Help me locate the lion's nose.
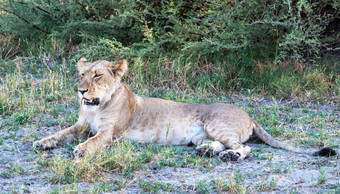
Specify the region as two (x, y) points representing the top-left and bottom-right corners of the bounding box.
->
(79, 89), (88, 95)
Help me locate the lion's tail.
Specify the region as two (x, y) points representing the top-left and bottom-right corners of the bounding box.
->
(252, 121), (336, 157)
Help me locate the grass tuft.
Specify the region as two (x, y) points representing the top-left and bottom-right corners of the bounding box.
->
(39, 140), (219, 184)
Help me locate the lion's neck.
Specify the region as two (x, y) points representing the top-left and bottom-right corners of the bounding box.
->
(99, 83), (137, 113)
(122, 83), (138, 114)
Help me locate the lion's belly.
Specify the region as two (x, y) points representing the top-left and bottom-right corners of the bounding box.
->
(125, 121), (204, 145)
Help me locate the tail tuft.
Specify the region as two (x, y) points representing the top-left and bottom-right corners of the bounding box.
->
(312, 147), (337, 157)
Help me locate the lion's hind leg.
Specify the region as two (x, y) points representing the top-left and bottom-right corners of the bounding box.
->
(218, 140), (251, 161)
(192, 132), (226, 157)
(205, 126), (252, 161)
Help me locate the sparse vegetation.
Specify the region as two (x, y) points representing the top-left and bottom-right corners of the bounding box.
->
(139, 181), (175, 193)
(1, 163), (27, 178)
(38, 140), (219, 184)
(314, 168), (327, 186)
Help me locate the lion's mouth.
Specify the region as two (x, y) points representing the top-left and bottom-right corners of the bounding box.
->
(83, 98), (100, 106)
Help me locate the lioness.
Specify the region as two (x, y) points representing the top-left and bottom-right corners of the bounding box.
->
(33, 58), (336, 160)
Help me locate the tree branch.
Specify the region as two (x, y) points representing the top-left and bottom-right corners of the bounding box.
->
(0, 6), (48, 34)
(34, 4), (64, 23)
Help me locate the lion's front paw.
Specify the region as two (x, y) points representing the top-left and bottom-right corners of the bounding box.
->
(73, 145), (86, 158)
(219, 150), (241, 161)
(33, 138), (58, 150)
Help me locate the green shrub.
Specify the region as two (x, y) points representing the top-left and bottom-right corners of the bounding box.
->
(0, 0), (338, 62)
(0, 0), (339, 97)
(13, 111), (31, 125)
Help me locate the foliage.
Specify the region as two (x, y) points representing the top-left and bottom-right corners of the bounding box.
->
(0, 0), (339, 97)
(0, 0), (339, 63)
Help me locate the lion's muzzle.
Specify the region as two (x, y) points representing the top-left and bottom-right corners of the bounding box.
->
(83, 97), (100, 106)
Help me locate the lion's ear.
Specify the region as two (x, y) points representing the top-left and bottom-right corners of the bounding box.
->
(111, 59), (128, 78)
(77, 58), (89, 70)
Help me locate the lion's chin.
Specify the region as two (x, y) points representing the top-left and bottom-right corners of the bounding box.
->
(83, 97), (100, 106)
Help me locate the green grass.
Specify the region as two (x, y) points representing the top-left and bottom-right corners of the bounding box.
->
(90, 181), (124, 193)
(139, 181), (175, 193)
(246, 105), (339, 148)
(314, 169), (327, 185)
(0, 57), (78, 117)
(256, 177), (277, 191)
(1, 163), (27, 178)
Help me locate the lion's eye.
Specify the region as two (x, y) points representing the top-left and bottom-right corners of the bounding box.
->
(80, 74), (84, 79)
(94, 74), (102, 79)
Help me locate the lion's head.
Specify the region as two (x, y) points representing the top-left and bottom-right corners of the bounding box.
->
(77, 58), (128, 107)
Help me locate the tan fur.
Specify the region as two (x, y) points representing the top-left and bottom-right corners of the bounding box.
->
(33, 58), (314, 160)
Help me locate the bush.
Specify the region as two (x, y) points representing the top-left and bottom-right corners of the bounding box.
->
(0, 0), (338, 63)
(0, 1), (339, 97)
